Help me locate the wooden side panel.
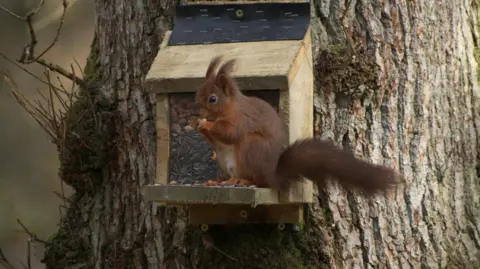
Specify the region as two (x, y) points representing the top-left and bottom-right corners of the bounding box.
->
(188, 204), (304, 225)
(287, 27), (313, 139)
(156, 94), (170, 184)
(278, 28), (314, 204)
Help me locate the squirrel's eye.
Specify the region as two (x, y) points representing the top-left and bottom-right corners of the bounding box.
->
(208, 94), (217, 103)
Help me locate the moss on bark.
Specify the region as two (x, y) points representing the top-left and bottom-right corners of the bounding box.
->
(57, 34), (116, 193)
(160, 207), (330, 269)
(42, 34), (115, 269)
(41, 193), (91, 269)
(315, 44), (380, 107)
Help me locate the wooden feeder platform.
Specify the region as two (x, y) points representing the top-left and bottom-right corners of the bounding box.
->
(143, 184), (306, 225)
(143, 1), (314, 226)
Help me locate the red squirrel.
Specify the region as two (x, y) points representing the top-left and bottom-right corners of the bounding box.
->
(195, 56), (399, 195)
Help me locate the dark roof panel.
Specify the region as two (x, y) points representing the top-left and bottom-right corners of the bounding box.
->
(168, 2), (311, 46)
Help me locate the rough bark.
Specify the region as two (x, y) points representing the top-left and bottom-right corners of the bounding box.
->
(311, 0), (480, 267)
(41, 0), (480, 269)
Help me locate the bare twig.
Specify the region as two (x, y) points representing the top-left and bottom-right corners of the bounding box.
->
(0, 0), (86, 87)
(198, 231), (239, 262)
(1, 70), (56, 138)
(35, 58), (86, 88)
(0, 218), (57, 269)
(73, 58), (85, 77)
(53, 191), (74, 205)
(0, 4), (24, 21)
(16, 219), (51, 246)
(0, 248), (15, 269)
(46, 72), (58, 131)
(0, 67), (78, 146)
(27, 0), (68, 63)
(0, 0), (46, 62)
(0, 52), (60, 91)
(26, 240), (31, 269)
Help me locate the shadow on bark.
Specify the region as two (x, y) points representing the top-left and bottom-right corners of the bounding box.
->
(167, 207), (330, 269)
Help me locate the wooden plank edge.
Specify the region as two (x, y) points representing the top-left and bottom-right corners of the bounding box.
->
(279, 26), (314, 204)
(144, 39), (306, 92)
(145, 75), (289, 93)
(155, 94), (170, 185)
(287, 26), (312, 85)
(188, 204), (304, 225)
(160, 31), (172, 49)
(145, 30), (172, 93)
(143, 184), (283, 205)
(184, 0), (309, 4)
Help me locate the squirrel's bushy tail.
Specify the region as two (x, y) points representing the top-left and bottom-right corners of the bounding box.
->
(272, 138), (399, 195)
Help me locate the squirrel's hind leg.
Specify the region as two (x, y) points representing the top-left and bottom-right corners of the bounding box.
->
(234, 134), (277, 188)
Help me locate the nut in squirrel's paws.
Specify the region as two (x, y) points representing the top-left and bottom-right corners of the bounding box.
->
(197, 118), (214, 131)
(197, 118), (207, 130)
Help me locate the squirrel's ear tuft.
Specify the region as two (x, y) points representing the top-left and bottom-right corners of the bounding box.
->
(216, 74), (232, 96)
(217, 59), (236, 76)
(216, 59), (237, 96)
(206, 55), (223, 78)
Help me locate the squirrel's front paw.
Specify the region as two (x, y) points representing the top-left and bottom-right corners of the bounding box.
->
(197, 118), (214, 131)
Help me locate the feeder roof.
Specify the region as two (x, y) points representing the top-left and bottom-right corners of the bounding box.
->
(145, 2), (311, 93)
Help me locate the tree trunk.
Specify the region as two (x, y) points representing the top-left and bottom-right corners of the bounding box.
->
(42, 0), (480, 268)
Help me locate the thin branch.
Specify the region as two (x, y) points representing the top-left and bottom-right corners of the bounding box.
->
(16, 219), (51, 246)
(46, 71), (58, 131)
(35, 58), (86, 88)
(28, 0), (45, 17)
(0, 67), (78, 146)
(53, 191), (74, 205)
(4, 73), (57, 139)
(0, 248), (15, 269)
(16, 220), (33, 239)
(0, 218), (56, 269)
(198, 231), (239, 262)
(0, 4), (24, 21)
(26, 240), (31, 269)
(11, 0), (46, 63)
(2, 70), (53, 122)
(0, 0), (86, 88)
(27, 0), (68, 63)
(0, 52), (60, 91)
(24, 0), (45, 62)
(73, 58), (85, 77)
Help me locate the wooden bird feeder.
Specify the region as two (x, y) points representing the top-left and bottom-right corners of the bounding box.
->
(143, 1), (314, 226)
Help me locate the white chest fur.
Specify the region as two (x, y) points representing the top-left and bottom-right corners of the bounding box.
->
(214, 142), (238, 179)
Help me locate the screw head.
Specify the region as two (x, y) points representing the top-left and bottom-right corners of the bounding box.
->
(200, 224), (209, 232)
(239, 210), (248, 218)
(235, 9), (244, 18)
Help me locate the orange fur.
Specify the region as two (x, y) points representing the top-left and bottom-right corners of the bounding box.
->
(195, 55), (400, 195)
(234, 133), (269, 187)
